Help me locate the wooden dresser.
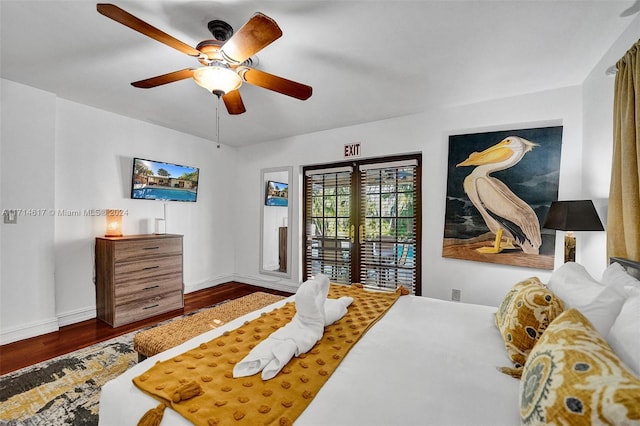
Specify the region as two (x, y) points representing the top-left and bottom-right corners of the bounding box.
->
(95, 234), (184, 327)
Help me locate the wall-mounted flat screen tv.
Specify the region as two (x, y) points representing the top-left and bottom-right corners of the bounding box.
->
(265, 181), (288, 206)
(131, 157), (199, 202)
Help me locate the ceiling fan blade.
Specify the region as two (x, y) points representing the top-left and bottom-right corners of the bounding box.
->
(240, 67), (312, 100)
(97, 3), (201, 57)
(131, 68), (195, 88)
(222, 90), (246, 115)
(220, 13), (282, 64)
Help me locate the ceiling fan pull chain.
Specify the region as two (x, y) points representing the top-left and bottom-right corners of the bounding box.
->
(216, 95), (221, 149)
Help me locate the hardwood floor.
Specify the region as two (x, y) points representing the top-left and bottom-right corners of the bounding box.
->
(0, 282), (292, 375)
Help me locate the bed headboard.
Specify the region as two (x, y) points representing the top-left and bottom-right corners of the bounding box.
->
(609, 257), (640, 280)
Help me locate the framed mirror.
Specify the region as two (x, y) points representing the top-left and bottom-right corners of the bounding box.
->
(260, 166), (292, 278)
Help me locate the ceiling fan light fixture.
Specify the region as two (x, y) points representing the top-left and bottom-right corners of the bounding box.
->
(193, 65), (242, 96)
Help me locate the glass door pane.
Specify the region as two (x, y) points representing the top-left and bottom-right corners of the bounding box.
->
(304, 169), (353, 284)
(359, 163), (418, 294)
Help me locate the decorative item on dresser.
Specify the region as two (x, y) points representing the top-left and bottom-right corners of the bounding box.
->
(95, 234), (184, 327)
(105, 209), (124, 237)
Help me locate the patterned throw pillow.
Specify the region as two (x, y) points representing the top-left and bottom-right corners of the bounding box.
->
(520, 308), (640, 425)
(495, 277), (565, 371)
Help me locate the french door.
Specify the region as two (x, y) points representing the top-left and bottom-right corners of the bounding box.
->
(303, 155), (421, 295)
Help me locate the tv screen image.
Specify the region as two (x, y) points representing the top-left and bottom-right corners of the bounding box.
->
(131, 158), (199, 202)
(265, 181), (288, 206)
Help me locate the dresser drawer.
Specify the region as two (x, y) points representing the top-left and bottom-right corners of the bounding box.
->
(113, 237), (182, 262)
(113, 290), (183, 327)
(115, 274), (183, 305)
(114, 256), (182, 283)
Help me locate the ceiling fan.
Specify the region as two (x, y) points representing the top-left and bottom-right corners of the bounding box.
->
(96, 3), (312, 115)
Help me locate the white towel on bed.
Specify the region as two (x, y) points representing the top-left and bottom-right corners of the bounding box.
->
(324, 296), (353, 325)
(233, 274), (331, 380)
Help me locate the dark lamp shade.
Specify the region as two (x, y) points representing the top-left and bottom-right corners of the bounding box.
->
(542, 200), (604, 231)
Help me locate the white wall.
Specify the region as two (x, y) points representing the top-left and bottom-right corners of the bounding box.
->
(52, 98), (239, 325)
(1, 80), (58, 342)
(1, 80), (239, 343)
(234, 86), (587, 307)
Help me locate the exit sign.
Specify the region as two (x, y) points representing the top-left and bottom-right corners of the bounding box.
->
(344, 143), (361, 158)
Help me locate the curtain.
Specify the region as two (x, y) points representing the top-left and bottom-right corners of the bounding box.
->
(608, 39), (640, 261)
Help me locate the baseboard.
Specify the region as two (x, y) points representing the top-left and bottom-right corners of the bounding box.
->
(57, 306), (97, 327)
(229, 274), (299, 294)
(185, 274), (298, 295)
(184, 274), (237, 293)
(0, 317), (59, 345)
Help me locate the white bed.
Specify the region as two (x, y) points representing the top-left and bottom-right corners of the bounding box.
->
(99, 294), (521, 425)
(99, 258), (640, 425)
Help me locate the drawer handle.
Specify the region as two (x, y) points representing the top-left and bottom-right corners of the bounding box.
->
(143, 266), (160, 270)
(143, 284), (160, 290)
(143, 304), (159, 310)
(143, 246), (160, 250)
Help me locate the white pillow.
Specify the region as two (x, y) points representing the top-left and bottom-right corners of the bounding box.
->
(548, 262), (605, 305)
(602, 261), (640, 296)
(548, 262), (627, 336)
(607, 287), (640, 377)
(575, 284), (628, 337)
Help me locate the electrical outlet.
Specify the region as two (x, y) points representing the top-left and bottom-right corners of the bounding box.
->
(451, 289), (461, 302)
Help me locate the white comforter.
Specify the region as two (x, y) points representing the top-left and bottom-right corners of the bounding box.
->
(99, 295), (520, 425)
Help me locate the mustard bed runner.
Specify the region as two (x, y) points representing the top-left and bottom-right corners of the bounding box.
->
(133, 284), (403, 425)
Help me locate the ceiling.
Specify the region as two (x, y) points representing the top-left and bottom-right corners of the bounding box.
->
(1, 1), (637, 147)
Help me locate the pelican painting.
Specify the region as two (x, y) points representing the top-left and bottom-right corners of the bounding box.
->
(442, 125), (561, 269)
(456, 136), (542, 255)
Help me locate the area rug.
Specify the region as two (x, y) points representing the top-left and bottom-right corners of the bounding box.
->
(0, 292), (286, 426)
(134, 292), (286, 358)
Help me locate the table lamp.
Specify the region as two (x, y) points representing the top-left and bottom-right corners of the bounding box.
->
(105, 211), (123, 237)
(542, 200), (604, 262)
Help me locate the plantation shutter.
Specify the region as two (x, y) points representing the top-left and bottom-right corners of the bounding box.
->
(304, 166), (354, 284)
(358, 160), (419, 294)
